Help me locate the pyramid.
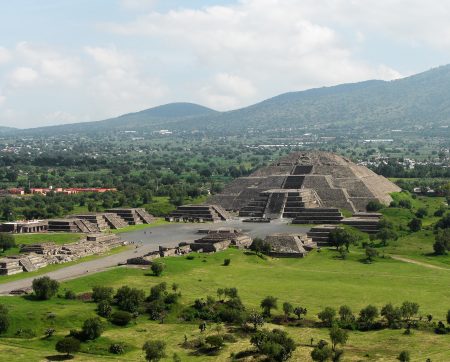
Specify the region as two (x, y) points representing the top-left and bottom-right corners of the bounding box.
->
(209, 151), (400, 215)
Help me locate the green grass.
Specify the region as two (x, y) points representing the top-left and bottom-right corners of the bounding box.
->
(0, 248), (449, 361)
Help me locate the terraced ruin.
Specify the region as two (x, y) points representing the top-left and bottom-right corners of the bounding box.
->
(209, 151), (400, 219)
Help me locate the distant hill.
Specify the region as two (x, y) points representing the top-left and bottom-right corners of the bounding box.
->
(15, 65), (450, 136)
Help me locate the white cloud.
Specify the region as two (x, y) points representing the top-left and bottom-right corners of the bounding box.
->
(0, 95), (5, 106)
(0, 47), (12, 65)
(120, 0), (157, 11)
(105, 0), (402, 109)
(85, 45), (168, 117)
(9, 67), (39, 86)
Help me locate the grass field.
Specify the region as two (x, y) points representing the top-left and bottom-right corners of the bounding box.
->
(0, 248), (448, 361)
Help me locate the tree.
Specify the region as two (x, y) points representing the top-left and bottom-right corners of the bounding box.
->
(433, 229), (450, 255)
(318, 307), (336, 327)
(32, 276), (59, 300)
(143, 340), (166, 362)
(250, 238), (272, 255)
(415, 208), (427, 219)
(282, 302), (293, 321)
(114, 286), (145, 312)
(311, 340), (333, 362)
(92, 286), (114, 303)
(329, 324), (348, 351)
(365, 247), (378, 262)
(408, 218), (422, 232)
(294, 306), (307, 320)
(400, 301), (419, 322)
(376, 228), (398, 246)
(55, 337), (81, 357)
(151, 262), (166, 276)
(398, 350), (410, 362)
(0, 233), (16, 251)
(247, 310), (265, 330)
(358, 305), (379, 330)
(81, 317), (103, 340)
(328, 229), (357, 251)
(381, 303), (402, 328)
(261, 296), (278, 317)
(338, 305), (355, 327)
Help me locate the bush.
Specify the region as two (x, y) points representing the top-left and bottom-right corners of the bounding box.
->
(97, 300), (112, 318)
(433, 229), (450, 255)
(92, 286), (114, 303)
(250, 238), (271, 254)
(115, 286), (145, 313)
(0, 305), (9, 334)
(318, 307), (336, 327)
(398, 350), (410, 362)
(110, 311), (133, 326)
(64, 290), (76, 300)
(143, 340), (166, 362)
(223, 258), (231, 266)
(250, 329), (296, 362)
(398, 199), (412, 209)
(408, 218), (422, 232)
(81, 317), (103, 340)
(0, 233), (16, 251)
(32, 276), (59, 300)
(55, 337), (81, 356)
(109, 343), (126, 354)
(366, 200), (384, 211)
(151, 262), (166, 276)
(205, 335), (224, 350)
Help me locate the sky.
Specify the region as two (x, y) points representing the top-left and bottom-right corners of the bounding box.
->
(1, 0), (450, 128)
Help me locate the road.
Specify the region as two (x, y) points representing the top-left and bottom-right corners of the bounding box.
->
(0, 219), (308, 294)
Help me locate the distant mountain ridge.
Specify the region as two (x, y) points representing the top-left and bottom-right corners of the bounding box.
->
(11, 64), (450, 135)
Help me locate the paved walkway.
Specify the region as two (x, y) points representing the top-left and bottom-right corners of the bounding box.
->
(0, 219), (308, 294)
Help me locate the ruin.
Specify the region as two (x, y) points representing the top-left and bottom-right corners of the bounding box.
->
(209, 151), (400, 216)
(47, 218), (100, 233)
(189, 229), (252, 252)
(71, 213), (128, 230)
(263, 233), (317, 258)
(104, 208), (155, 225)
(0, 220), (48, 233)
(167, 204), (230, 223)
(0, 258), (23, 275)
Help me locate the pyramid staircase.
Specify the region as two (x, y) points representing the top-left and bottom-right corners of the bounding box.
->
(282, 190), (321, 218)
(135, 208), (155, 224)
(239, 194), (270, 217)
(292, 208), (344, 224)
(73, 214), (110, 231)
(103, 213), (128, 229)
(169, 204), (230, 222)
(306, 225), (339, 246)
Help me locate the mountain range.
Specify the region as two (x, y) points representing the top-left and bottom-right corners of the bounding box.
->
(4, 64), (450, 136)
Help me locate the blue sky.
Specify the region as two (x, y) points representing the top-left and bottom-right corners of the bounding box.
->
(0, 0), (449, 128)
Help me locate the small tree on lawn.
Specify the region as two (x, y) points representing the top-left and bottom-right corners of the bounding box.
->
(151, 262), (166, 276)
(408, 218), (422, 232)
(329, 229), (357, 251)
(294, 306), (307, 320)
(0, 304), (9, 334)
(318, 307), (336, 327)
(311, 340), (333, 362)
(143, 340), (166, 362)
(400, 301), (419, 322)
(260, 296), (278, 317)
(92, 286), (114, 303)
(81, 317), (103, 340)
(247, 310), (264, 330)
(55, 337), (81, 357)
(329, 324), (349, 351)
(358, 305), (379, 330)
(283, 302), (294, 321)
(32, 276), (59, 300)
(365, 247), (378, 263)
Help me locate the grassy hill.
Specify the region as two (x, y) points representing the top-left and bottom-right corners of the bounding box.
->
(0, 248), (448, 361)
(13, 64), (450, 136)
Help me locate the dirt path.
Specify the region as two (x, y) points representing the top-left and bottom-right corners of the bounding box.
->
(391, 255), (449, 270)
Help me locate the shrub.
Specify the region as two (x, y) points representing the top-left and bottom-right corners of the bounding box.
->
(32, 276), (59, 300)
(398, 350), (410, 362)
(109, 343), (126, 354)
(358, 305), (379, 330)
(0, 305), (9, 334)
(143, 340), (166, 362)
(260, 296), (278, 317)
(0, 233), (16, 251)
(97, 300), (112, 318)
(398, 199), (412, 209)
(205, 335), (224, 350)
(110, 311), (133, 326)
(366, 200), (384, 212)
(250, 238), (271, 254)
(92, 286), (114, 303)
(64, 290), (76, 300)
(408, 218), (422, 232)
(81, 317), (103, 340)
(318, 307), (336, 327)
(151, 262), (166, 276)
(114, 286), (145, 312)
(223, 258), (231, 266)
(433, 229), (450, 255)
(415, 208), (427, 219)
(250, 329), (296, 362)
(55, 337), (80, 356)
